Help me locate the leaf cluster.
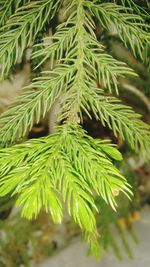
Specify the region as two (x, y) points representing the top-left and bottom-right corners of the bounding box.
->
(0, 124), (132, 240)
(0, 0), (149, 256)
(0, 0), (59, 78)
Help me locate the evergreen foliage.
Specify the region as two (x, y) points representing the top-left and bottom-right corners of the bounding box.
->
(0, 0), (149, 257)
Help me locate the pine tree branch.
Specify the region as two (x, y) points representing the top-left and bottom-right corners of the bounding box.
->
(0, 0), (28, 26)
(82, 88), (150, 159)
(0, 123), (132, 228)
(33, 1), (136, 97)
(0, 64), (75, 146)
(0, 0), (148, 156)
(86, 2), (150, 58)
(0, 0), (59, 78)
(35, 34), (136, 94)
(0, 0), (149, 258)
(0, 0), (14, 26)
(85, 47), (136, 94)
(116, 0), (149, 16)
(32, 18), (78, 68)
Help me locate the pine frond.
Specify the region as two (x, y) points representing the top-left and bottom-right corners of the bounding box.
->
(32, 18), (78, 68)
(0, 0), (149, 156)
(0, 0), (59, 78)
(0, 0), (149, 258)
(0, 64), (75, 146)
(0, 0), (28, 26)
(117, 0), (149, 18)
(57, 79), (150, 160)
(82, 88), (150, 159)
(33, 4), (135, 95)
(85, 47), (136, 94)
(0, 0), (14, 26)
(0, 124), (132, 230)
(86, 2), (150, 58)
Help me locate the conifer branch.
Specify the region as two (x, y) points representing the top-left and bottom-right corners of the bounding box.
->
(0, 0), (28, 26)
(0, 123), (132, 228)
(0, 0), (59, 78)
(34, 3), (136, 94)
(86, 2), (150, 58)
(117, 0), (149, 17)
(0, 64), (75, 146)
(0, 0), (149, 256)
(82, 88), (150, 159)
(0, 0), (15, 26)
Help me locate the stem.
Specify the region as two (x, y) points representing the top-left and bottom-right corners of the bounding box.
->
(68, 0), (86, 122)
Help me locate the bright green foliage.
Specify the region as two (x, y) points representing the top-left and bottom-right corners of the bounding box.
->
(0, 124), (132, 255)
(0, 124), (131, 220)
(0, 0), (149, 257)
